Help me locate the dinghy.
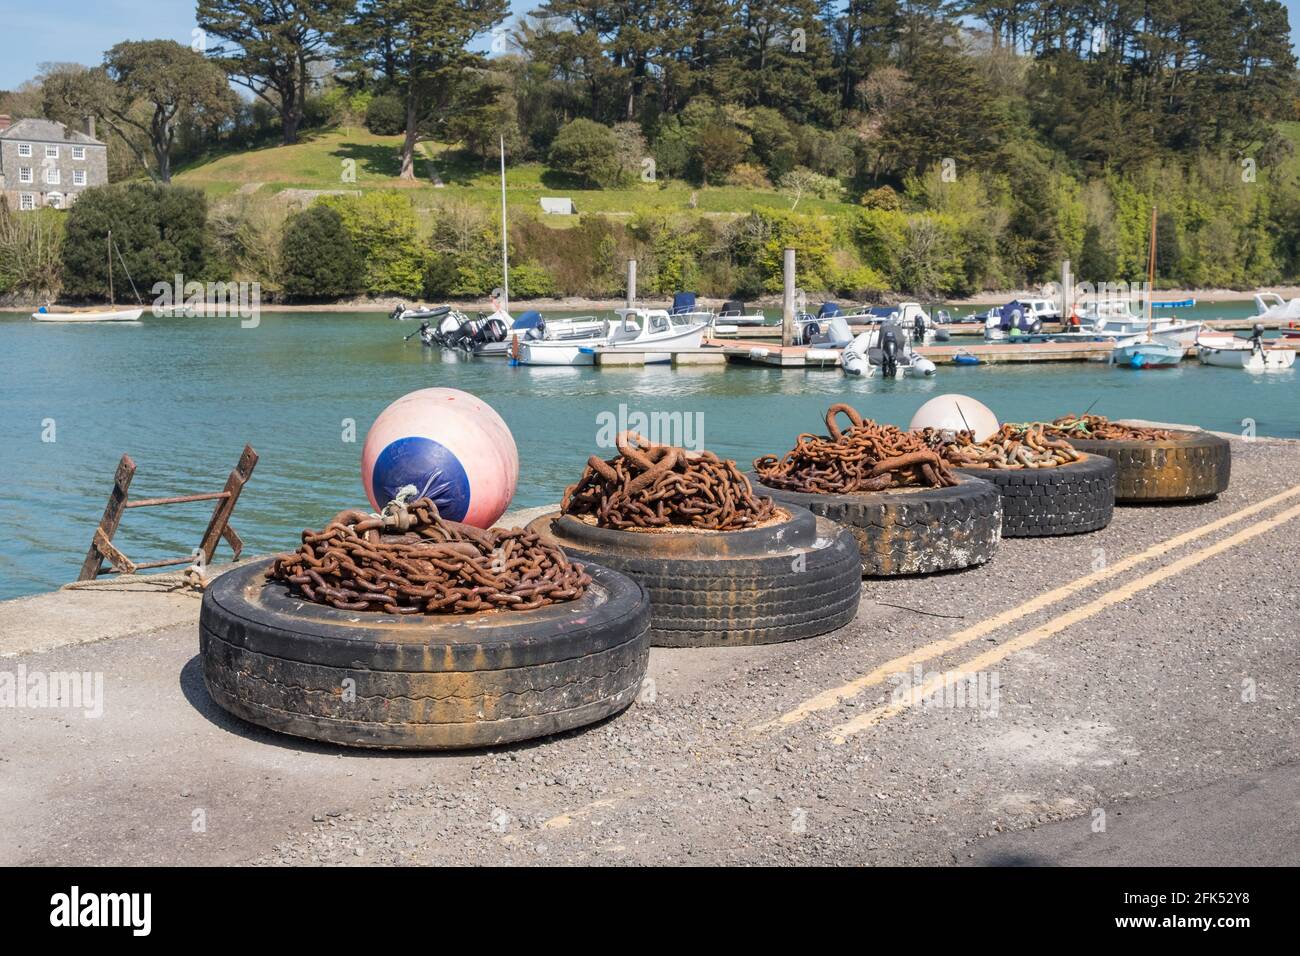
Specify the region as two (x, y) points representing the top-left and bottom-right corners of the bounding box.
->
(32, 307), (144, 323)
(1197, 326), (1296, 371)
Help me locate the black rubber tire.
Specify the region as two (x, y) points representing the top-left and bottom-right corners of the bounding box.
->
(199, 558), (650, 750)
(1066, 431), (1230, 503)
(954, 453), (1117, 537)
(526, 506), (861, 648)
(747, 473), (1002, 577)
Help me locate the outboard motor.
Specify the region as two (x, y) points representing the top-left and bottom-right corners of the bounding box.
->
(390, 303), (406, 321)
(879, 320), (903, 379)
(912, 312), (926, 343)
(1249, 322), (1266, 350)
(418, 321), (435, 347)
(801, 321), (821, 346)
(512, 310), (546, 342)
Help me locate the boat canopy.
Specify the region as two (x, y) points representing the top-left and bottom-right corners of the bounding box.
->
(512, 310), (544, 330)
(867, 306), (898, 319)
(998, 300), (1036, 331)
(817, 302), (841, 318)
(671, 292), (698, 314)
(722, 300), (746, 314)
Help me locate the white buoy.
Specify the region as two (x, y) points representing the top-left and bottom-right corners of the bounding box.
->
(909, 394), (999, 440)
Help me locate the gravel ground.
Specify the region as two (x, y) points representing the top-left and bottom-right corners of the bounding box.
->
(1, 433), (1297, 866)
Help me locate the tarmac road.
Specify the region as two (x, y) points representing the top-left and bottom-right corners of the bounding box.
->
(1, 432), (1297, 866)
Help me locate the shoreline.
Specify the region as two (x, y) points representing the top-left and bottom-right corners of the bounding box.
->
(2, 287), (1291, 316)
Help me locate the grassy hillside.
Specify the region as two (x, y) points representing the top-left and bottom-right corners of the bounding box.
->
(173, 127), (856, 219)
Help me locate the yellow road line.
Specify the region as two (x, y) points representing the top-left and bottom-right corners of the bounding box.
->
(758, 483), (1300, 732)
(828, 498), (1300, 743)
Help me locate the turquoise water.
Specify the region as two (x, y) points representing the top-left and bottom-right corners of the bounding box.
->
(1, 308), (1295, 600)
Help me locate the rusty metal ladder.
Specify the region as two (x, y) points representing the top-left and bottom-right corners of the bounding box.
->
(77, 445), (258, 582)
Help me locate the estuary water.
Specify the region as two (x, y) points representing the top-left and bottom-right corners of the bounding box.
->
(1, 307), (1295, 600)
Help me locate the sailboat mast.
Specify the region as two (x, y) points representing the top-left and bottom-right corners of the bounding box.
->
(499, 135), (509, 314)
(107, 230), (114, 306)
(1145, 208), (1156, 340)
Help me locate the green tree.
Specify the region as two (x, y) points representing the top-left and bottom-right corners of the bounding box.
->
(197, 0), (349, 145)
(365, 94), (407, 135)
(281, 204), (364, 299)
(548, 118), (623, 186)
(317, 192), (424, 295)
(61, 183), (214, 298)
(336, 0), (509, 180)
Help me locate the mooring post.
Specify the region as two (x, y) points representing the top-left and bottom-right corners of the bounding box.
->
(782, 248), (796, 347)
(1060, 258), (1073, 320)
(626, 259), (637, 309)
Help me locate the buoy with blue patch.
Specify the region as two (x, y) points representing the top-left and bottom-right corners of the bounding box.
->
(361, 388), (518, 528)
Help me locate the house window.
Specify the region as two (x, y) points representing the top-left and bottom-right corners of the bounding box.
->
(18, 143), (32, 157)
(45, 168), (60, 185)
(19, 167), (33, 184)
(72, 146), (86, 160)
(73, 169), (86, 186)
(45, 145), (59, 159)
(19, 193), (35, 211)
(46, 192), (64, 209)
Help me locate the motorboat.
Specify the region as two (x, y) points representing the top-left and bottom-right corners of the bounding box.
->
(1197, 326), (1296, 371)
(31, 307), (144, 323)
(1110, 208), (1189, 368)
(984, 300), (1046, 341)
(840, 325), (937, 378)
(716, 299), (767, 327)
(799, 301), (938, 347)
(517, 308), (709, 366)
(390, 303), (448, 321)
(1249, 292), (1300, 324)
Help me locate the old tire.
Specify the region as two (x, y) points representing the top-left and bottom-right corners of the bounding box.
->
(1066, 431), (1230, 503)
(954, 453), (1117, 537)
(526, 506), (861, 648)
(199, 558), (650, 750)
(747, 473), (1001, 577)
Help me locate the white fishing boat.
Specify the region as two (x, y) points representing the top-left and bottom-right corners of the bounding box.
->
(1114, 339), (1184, 368)
(1197, 327), (1296, 371)
(1079, 299), (1200, 348)
(518, 308), (708, 366)
(31, 307), (144, 323)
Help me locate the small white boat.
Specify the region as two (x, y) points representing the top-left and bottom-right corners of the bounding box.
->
(1250, 292), (1300, 324)
(518, 308), (708, 366)
(717, 299), (767, 327)
(31, 307), (144, 323)
(1197, 329), (1296, 371)
(1113, 339), (1184, 368)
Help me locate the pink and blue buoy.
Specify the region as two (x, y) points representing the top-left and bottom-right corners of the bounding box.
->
(361, 388), (518, 528)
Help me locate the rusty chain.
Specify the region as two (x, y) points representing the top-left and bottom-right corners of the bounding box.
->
(921, 423), (1083, 469)
(754, 403), (958, 493)
(562, 430), (777, 531)
(1045, 414), (1174, 442)
(269, 496), (590, 614)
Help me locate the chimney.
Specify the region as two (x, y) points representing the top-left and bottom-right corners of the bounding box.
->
(84, 115), (95, 140)
(0, 115), (12, 133)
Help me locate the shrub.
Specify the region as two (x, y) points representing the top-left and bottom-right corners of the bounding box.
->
(280, 205), (363, 300)
(318, 192), (424, 296)
(507, 262), (557, 298)
(0, 199), (64, 298)
(365, 94), (406, 136)
(548, 119), (622, 187)
(727, 163), (772, 190)
(61, 183), (213, 300)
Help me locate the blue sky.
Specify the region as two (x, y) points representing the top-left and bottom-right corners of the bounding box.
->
(2, 0), (1298, 92)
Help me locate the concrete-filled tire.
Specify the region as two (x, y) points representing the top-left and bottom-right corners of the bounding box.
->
(199, 558), (650, 750)
(526, 506), (861, 648)
(1066, 431), (1230, 503)
(955, 453), (1117, 537)
(747, 473), (1001, 576)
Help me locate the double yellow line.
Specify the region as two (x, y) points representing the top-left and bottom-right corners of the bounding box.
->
(756, 484), (1300, 744)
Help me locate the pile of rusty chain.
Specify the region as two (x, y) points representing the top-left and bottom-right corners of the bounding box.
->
(921, 423), (1083, 469)
(1045, 414), (1173, 442)
(754, 403), (958, 493)
(562, 430), (776, 531)
(268, 496), (590, 615)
